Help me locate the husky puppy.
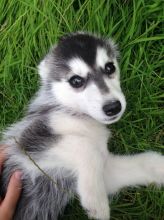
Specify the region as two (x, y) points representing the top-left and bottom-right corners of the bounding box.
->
(0, 32), (164, 220)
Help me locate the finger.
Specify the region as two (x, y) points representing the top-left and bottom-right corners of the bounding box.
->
(2, 171), (22, 218)
(0, 150), (5, 173)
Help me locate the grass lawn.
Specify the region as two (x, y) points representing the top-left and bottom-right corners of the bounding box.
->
(0, 0), (163, 219)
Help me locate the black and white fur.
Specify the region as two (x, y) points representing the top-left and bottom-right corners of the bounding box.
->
(0, 32), (164, 220)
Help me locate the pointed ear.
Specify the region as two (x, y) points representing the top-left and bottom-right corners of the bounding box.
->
(109, 38), (120, 58)
(38, 59), (50, 81)
(38, 45), (57, 82)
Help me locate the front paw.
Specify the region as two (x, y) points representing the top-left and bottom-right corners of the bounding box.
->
(143, 152), (164, 185)
(81, 195), (110, 220)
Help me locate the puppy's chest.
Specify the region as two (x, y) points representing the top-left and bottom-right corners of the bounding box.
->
(25, 114), (110, 172)
(47, 116), (110, 167)
(44, 132), (109, 173)
(50, 115), (109, 147)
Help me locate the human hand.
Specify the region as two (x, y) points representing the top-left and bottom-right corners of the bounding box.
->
(0, 151), (22, 220)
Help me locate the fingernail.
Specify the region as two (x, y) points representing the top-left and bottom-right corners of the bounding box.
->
(14, 171), (22, 180)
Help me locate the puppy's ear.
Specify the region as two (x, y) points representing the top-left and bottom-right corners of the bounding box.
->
(38, 58), (50, 82)
(107, 38), (120, 58)
(38, 46), (57, 82)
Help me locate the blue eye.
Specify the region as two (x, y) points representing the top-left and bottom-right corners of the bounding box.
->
(105, 62), (115, 75)
(69, 75), (85, 88)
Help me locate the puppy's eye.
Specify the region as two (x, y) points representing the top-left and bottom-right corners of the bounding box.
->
(105, 62), (115, 75)
(69, 75), (85, 88)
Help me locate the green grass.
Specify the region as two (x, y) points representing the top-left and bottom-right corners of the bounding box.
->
(0, 0), (163, 219)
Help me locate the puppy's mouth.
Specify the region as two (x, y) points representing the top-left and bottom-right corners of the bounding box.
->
(102, 115), (121, 124)
(109, 116), (117, 120)
(104, 115), (118, 121)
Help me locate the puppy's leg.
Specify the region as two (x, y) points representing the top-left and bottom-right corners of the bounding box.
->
(104, 152), (164, 194)
(76, 151), (110, 220)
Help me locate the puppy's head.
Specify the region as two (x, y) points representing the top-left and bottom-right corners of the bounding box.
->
(38, 32), (126, 124)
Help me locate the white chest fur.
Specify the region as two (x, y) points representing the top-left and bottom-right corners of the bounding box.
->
(43, 113), (111, 172)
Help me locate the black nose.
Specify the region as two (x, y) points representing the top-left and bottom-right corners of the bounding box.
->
(103, 100), (122, 117)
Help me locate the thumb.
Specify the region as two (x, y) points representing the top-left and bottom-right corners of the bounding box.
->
(1, 171), (22, 219)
